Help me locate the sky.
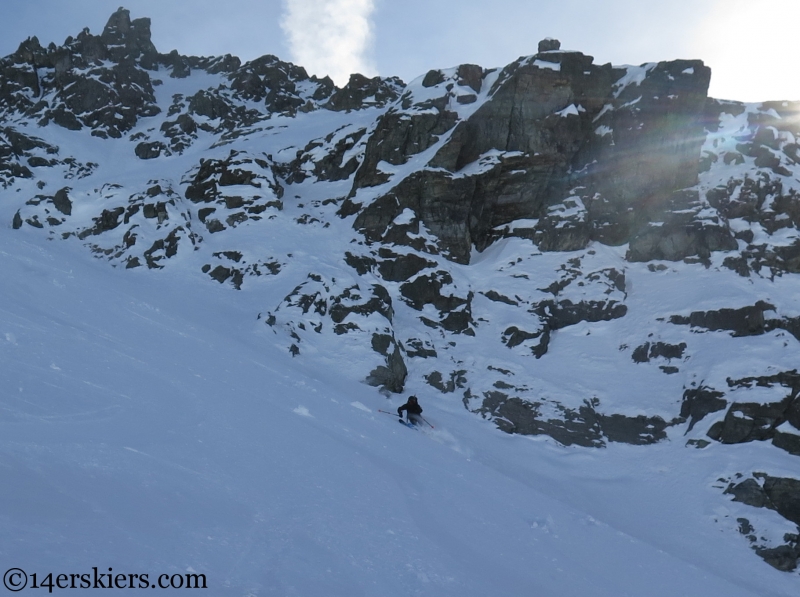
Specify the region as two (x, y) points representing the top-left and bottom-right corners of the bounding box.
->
(0, 0), (797, 102)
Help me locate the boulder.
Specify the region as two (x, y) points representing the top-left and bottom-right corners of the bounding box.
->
(135, 141), (166, 160)
(537, 38), (561, 52)
(724, 478), (770, 508)
(51, 187), (72, 215)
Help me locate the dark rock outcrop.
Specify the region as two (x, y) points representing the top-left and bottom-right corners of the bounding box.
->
(135, 141), (166, 160)
(756, 544), (800, 572)
(533, 298), (627, 330)
(365, 343), (408, 394)
(227, 54), (334, 114)
(325, 73), (404, 112)
(184, 152), (284, 217)
(669, 302), (775, 336)
(51, 187), (72, 215)
(425, 370), (467, 393)
(707, 400), (790, 444)
(633, 341), (686, 363)
(681, 386), (727, 432)
(476, 393), (668, 447)
(705, 372), (800, 450)
(264, 275), (407, 393)
(725, 474), (800, 570)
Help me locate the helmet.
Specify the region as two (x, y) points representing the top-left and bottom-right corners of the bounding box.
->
(409, 396), (418, 403)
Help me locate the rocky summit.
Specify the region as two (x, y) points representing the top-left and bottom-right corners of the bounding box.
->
(4, 8), (800, 574)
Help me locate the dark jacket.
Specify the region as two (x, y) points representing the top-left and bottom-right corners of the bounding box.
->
(398, 398), (422, 417)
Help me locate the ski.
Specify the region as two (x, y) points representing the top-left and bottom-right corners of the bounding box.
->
(378, 409), (419, 429)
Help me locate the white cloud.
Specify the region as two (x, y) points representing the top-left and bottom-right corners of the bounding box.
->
(281, 0), (377, 86)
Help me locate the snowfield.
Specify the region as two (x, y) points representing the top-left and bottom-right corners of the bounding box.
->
(1, 231), (798, 596)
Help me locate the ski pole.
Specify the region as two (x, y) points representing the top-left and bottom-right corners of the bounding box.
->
(420, 415), (434, 429)
(377, 409), (401, 417)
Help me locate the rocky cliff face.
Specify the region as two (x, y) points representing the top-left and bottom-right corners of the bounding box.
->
(4, 8), (800, 573)
(349, 44), (716, 263)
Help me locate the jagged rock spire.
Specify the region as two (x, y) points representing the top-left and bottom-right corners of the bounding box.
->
(101, 6), (157, 61)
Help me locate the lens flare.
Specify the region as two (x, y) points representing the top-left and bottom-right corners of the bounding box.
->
(694, 0), (800, 101)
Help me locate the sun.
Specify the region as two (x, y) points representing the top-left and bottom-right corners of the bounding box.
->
(693, 0), (800, 102)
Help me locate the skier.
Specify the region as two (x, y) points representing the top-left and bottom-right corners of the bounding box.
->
(397, 395), (423, 426)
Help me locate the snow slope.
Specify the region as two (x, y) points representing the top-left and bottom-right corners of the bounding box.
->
(1, 228), (798, 596)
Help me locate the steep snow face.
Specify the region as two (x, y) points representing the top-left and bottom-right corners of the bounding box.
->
(3, 10), (800, 589)
(2, 230), (799, 597)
